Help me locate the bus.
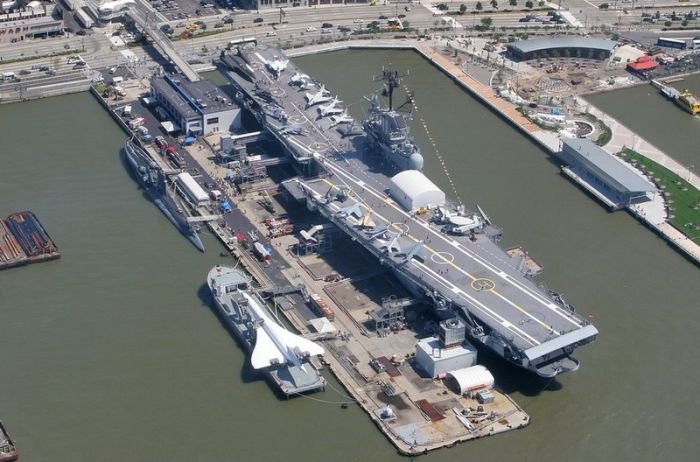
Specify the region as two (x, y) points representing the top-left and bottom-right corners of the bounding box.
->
(227, 37), (257, 49)
(657, 37), (687, 49)
(75, 8), (94, 29)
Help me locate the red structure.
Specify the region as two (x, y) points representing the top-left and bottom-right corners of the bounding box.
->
(627, 56), (658, 72)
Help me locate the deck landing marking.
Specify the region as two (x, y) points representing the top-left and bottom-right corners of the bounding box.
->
(471, 278), (496, 291)
(389, 222), (410, 234)
(431, 251), (454, 265)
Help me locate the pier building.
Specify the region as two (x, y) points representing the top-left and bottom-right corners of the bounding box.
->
(0, 4), (63, 44)
(150, 75), (241, 135)
(559, 138), (657, 210)
(506, 37), (617, 62)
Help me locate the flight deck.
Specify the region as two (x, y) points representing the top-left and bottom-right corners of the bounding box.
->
(220, 45), (598, 378)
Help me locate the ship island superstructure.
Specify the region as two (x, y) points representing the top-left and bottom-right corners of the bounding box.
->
(219, 44), (598, 378)
(207, 264), (326, 396)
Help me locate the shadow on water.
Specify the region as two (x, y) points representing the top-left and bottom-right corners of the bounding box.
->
(476, 346), (563, 396)
(195, 282), (302, 401)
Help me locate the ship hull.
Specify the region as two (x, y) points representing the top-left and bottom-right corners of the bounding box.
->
(123, 140), (205, 252)
(207, 265), (325, 396)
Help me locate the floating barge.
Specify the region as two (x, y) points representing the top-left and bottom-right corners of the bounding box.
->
(0, 211), (60, 272)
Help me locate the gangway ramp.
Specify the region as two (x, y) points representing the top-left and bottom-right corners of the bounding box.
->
(127, 0), (200, 82)
(186, 215), (222, 223)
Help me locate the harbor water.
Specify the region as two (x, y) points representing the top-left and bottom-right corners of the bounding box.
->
(1, 51), (698, 462)
(586, 74), (700, 168)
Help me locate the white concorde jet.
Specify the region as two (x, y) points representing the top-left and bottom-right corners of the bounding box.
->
(243, 292), (325, 369)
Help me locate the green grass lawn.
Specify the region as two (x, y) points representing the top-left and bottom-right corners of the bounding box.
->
(620, 148), (700, 242)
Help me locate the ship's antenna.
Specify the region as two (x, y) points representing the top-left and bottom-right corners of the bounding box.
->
(376, 69), (408, 111)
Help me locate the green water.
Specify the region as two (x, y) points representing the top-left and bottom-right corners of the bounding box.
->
(1, 51), (698, 462)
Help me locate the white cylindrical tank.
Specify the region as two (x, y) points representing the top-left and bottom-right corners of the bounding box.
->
(446, 365), (495, 396)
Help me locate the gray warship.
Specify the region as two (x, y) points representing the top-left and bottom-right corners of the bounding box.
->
(363, 69), (424, 171)
(123, 139), (205, 252)
(219, 45), (598, 378)
(207, 265), (326, 396)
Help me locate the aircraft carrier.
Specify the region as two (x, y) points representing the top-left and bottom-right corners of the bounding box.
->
(219, 45), (598, 378)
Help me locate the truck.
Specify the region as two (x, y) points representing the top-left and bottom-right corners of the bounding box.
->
(253, 241), (271, 262)
(1, 71), (16, 81)
(309, 293), (335, 321)
(128, 117), (146, 129)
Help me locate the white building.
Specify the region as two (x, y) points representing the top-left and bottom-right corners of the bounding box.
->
(150, 75), (241, 136)
(96, 0), (134, 22)
(415, 337), (477, 379)
(389, 170), (446, 212)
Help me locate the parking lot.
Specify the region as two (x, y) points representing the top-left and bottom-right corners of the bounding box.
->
(150, 0), (225, 22)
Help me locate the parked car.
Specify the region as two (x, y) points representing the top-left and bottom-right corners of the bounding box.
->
(322, 22), (333, 28)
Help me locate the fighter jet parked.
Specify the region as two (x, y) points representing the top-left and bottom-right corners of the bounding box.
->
(329, 110), (354, 127)
(318, 97), (344, 118)
(305, 85), (332, 107)
(257, 52), (289, 78)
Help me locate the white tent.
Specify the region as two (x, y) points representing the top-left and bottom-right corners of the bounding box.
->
(389, 170), (445, 211)
(446, 365), (494, 396)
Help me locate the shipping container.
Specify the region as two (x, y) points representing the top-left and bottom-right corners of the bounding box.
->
(309, 293), (334, 321)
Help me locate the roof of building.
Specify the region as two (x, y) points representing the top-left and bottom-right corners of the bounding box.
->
(416, 337), (475, 360)
(445, 366), (494, 395)
(390, 170), (445, 206)
(562, 138), (657, 194)
(151, 75), (234, 118)
(508, 37), (618, 54)
(627, 56), (658, 71)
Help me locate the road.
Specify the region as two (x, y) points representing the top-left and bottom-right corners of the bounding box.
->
(1, 1), (700, 89)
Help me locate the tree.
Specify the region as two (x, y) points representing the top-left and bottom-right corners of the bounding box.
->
(525, 0), (533, 8)
(460, 3), (467, 14)
(491, 0), (498, 9)
(509, 0), (517, 6)
(476, 1), (483, 11)
(481, 16), (493, 28)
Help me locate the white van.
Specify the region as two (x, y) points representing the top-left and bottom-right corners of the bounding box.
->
(1, 72), (16, 81)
